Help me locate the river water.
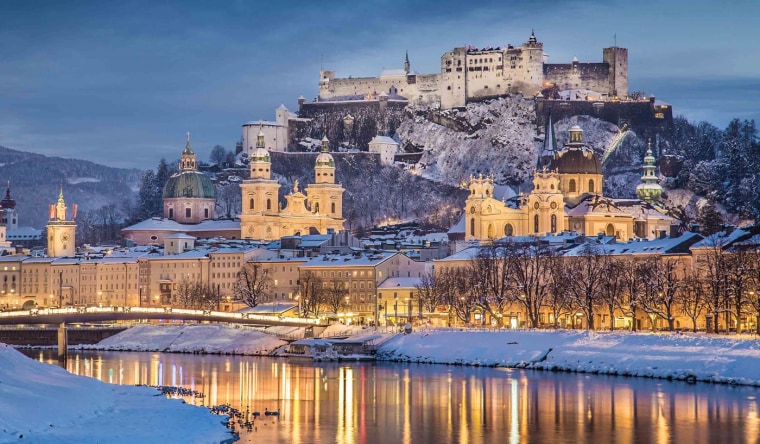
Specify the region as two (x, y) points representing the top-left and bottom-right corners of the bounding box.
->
(23, 350), (760, 443)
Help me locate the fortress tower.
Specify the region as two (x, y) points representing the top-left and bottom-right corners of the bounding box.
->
(47, 186), (77, 257)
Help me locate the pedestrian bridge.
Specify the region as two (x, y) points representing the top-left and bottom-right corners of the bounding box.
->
(0, 306), (327, 327)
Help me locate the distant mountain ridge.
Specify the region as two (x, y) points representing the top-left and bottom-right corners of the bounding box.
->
(0, 145), (142, 229)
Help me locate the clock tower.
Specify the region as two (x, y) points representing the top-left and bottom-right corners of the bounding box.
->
(46, 186), (77, 257)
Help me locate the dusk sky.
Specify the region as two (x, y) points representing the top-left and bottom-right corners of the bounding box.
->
(1, 0), (758, 169)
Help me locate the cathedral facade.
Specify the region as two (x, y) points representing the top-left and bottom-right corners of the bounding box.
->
(464, 125), (672, 242)
(239, 131), (345, 241)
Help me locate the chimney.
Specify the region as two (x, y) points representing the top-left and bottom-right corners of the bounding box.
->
(670, 224), (681, 238)
(658, 229), (667, 240)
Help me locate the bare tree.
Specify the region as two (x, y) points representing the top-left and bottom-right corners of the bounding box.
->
(209, 145), (228, 166)
(298, 271), (324, 318)
(234, 263), (272, 307)
(619, 258), (645, 331)
(173, 277), (206, 309)
(416, 271), (443, 316)
(470, 243), (512, 326)
(640, 257), (683, 331)
(324, 280), (350, 315)
(698, 244), (731, 333)
(598, 257), (626, 331)
(747, 251), (760, 335)
(679, 272), (708, 332)
(724, 249), (752, 333)
(504, 240), (553, 328)
(546, 255), (573, 329)
(564, 244), (609, 330)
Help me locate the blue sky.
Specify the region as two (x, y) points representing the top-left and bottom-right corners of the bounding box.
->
(1, 0), (758, 169)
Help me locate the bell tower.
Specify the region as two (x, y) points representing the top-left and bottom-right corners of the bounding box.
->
(47, 186), (77, 257)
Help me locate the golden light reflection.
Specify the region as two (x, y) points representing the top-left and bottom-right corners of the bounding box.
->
(23, 351), (760, 444)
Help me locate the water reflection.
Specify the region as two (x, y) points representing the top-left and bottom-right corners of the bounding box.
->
(24, 350), (760, 444)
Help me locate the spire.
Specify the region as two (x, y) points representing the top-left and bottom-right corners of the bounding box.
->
(58, 183), (65, 205)
(528, 29), (537, 44)
(183, 131), (194, 155)
(404, 50), (410, 73)
(1, 180), (15, 210)
(321, 134), (329, 153)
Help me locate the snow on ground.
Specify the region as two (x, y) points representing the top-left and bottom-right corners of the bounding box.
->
(0, 343), (231, 443)
(79, 324), (286, 355)
(377, 329), (760, 386)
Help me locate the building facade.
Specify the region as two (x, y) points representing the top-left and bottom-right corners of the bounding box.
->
(239, 133), (345, 241)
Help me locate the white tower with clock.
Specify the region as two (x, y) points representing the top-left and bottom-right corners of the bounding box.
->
(46, 187), (77, 257)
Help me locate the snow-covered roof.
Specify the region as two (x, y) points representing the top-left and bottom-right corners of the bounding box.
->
(448, 215), (466, 234)
(300, 252), (398, 268)
(369, 135), (398, 145)
(691, 228), (750, 249)
(238, 302), (297, 315)
(436, 246), (481, 262)
(564, 232), (702, 256)
(122, 218), (240, 233)
(242, 119), (283, 127)
(164, 233), (196, 239)
(377, 277), (422, 289)
(6, 227), (42, 239)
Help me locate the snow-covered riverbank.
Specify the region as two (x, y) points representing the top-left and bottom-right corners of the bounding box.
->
(0, 343), (232, 443)
(377, 329), (760, 386)
(79, 324), (760, 386)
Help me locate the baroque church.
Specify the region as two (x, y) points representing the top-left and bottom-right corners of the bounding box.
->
(239, 130), (344, 241)
(122, 131), (345, 245)
(463, 124), (673, 242)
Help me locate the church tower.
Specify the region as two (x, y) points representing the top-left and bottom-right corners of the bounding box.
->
(47, 186), (77, 257)
(527, 169), (564, 235)
(1, 181), (18, 230)
(636, 142), (663, 203)
(239, 128), (282, 239)
(306, 135), (344, 220)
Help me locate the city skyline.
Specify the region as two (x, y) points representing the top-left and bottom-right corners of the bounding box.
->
(1, 0), (759, 169)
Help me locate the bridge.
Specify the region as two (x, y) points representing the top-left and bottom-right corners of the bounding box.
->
(0, 306), (328, 328)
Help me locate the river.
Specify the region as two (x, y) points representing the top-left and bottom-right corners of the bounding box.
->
(23, 350), (760, 443)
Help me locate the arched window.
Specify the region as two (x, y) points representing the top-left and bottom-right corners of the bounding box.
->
(588, 179), (595, 193)
(470, 218), (475, 236)
(487, 224), (494, 239)
(331, 202), (336, 213)
(249, 198), (254, 210)
(266, 199), (271, 210)
(606, 223), (615, 237)
(569, 179), (576, 193)
(504, 224), (513, 237)
(551, 214), (557, 233)
(314, 203), (320, 213)
(534, 214), (539, 233)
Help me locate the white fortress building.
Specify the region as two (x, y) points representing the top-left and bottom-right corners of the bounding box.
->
(318, 32), (627, 109)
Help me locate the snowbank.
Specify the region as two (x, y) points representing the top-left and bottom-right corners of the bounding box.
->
(377, 330), (760, 386)
(79, 324), (286, 355)
(0, 343), (231, 443)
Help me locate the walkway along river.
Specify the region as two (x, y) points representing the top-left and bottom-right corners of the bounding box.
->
(24, 350), (760, 444)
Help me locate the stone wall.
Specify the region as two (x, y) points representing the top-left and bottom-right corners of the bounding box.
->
(536, 97), (673, 134)
(298, 100), (408, 150)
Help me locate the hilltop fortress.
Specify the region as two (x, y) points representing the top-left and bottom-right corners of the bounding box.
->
(318, 31), (628, 108)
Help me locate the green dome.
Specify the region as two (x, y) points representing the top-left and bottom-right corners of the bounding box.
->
(162, 171), (215, 199)
(315, 151), (335, 167)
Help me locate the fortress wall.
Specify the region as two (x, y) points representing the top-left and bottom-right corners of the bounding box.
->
(544, 63), (611, 95)
(298, 101), (407, 150)
(536, 98), (673, 133)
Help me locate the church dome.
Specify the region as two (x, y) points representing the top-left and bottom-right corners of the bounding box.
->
(550, 148), (602, 175)
(315, 151), (335, 167)
(251, 147), (270, 163)
(162, 171), (215, 199)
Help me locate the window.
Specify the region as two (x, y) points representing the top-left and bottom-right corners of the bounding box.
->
(331, 202), (336, 213)
(267, 199), (271, 210)
(487, 224), (494, 239)
(569, 179), (576, 193)
(588, 179), (595, 193)
(168, 208), (173, 219)
(470, 218), (475, 236)
(185, 208), (191, 218)
(534, 215), (539, 233)
(551, 214), (557, 233)
(504, 224), (513, 237)
(249, 198), (254, 210)
(606, 224), (615, 237)
(204, 208), (209, 218)
(314, 203), (320, 213)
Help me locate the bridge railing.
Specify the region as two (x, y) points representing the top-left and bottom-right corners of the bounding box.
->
(0, 306), (326, 325)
